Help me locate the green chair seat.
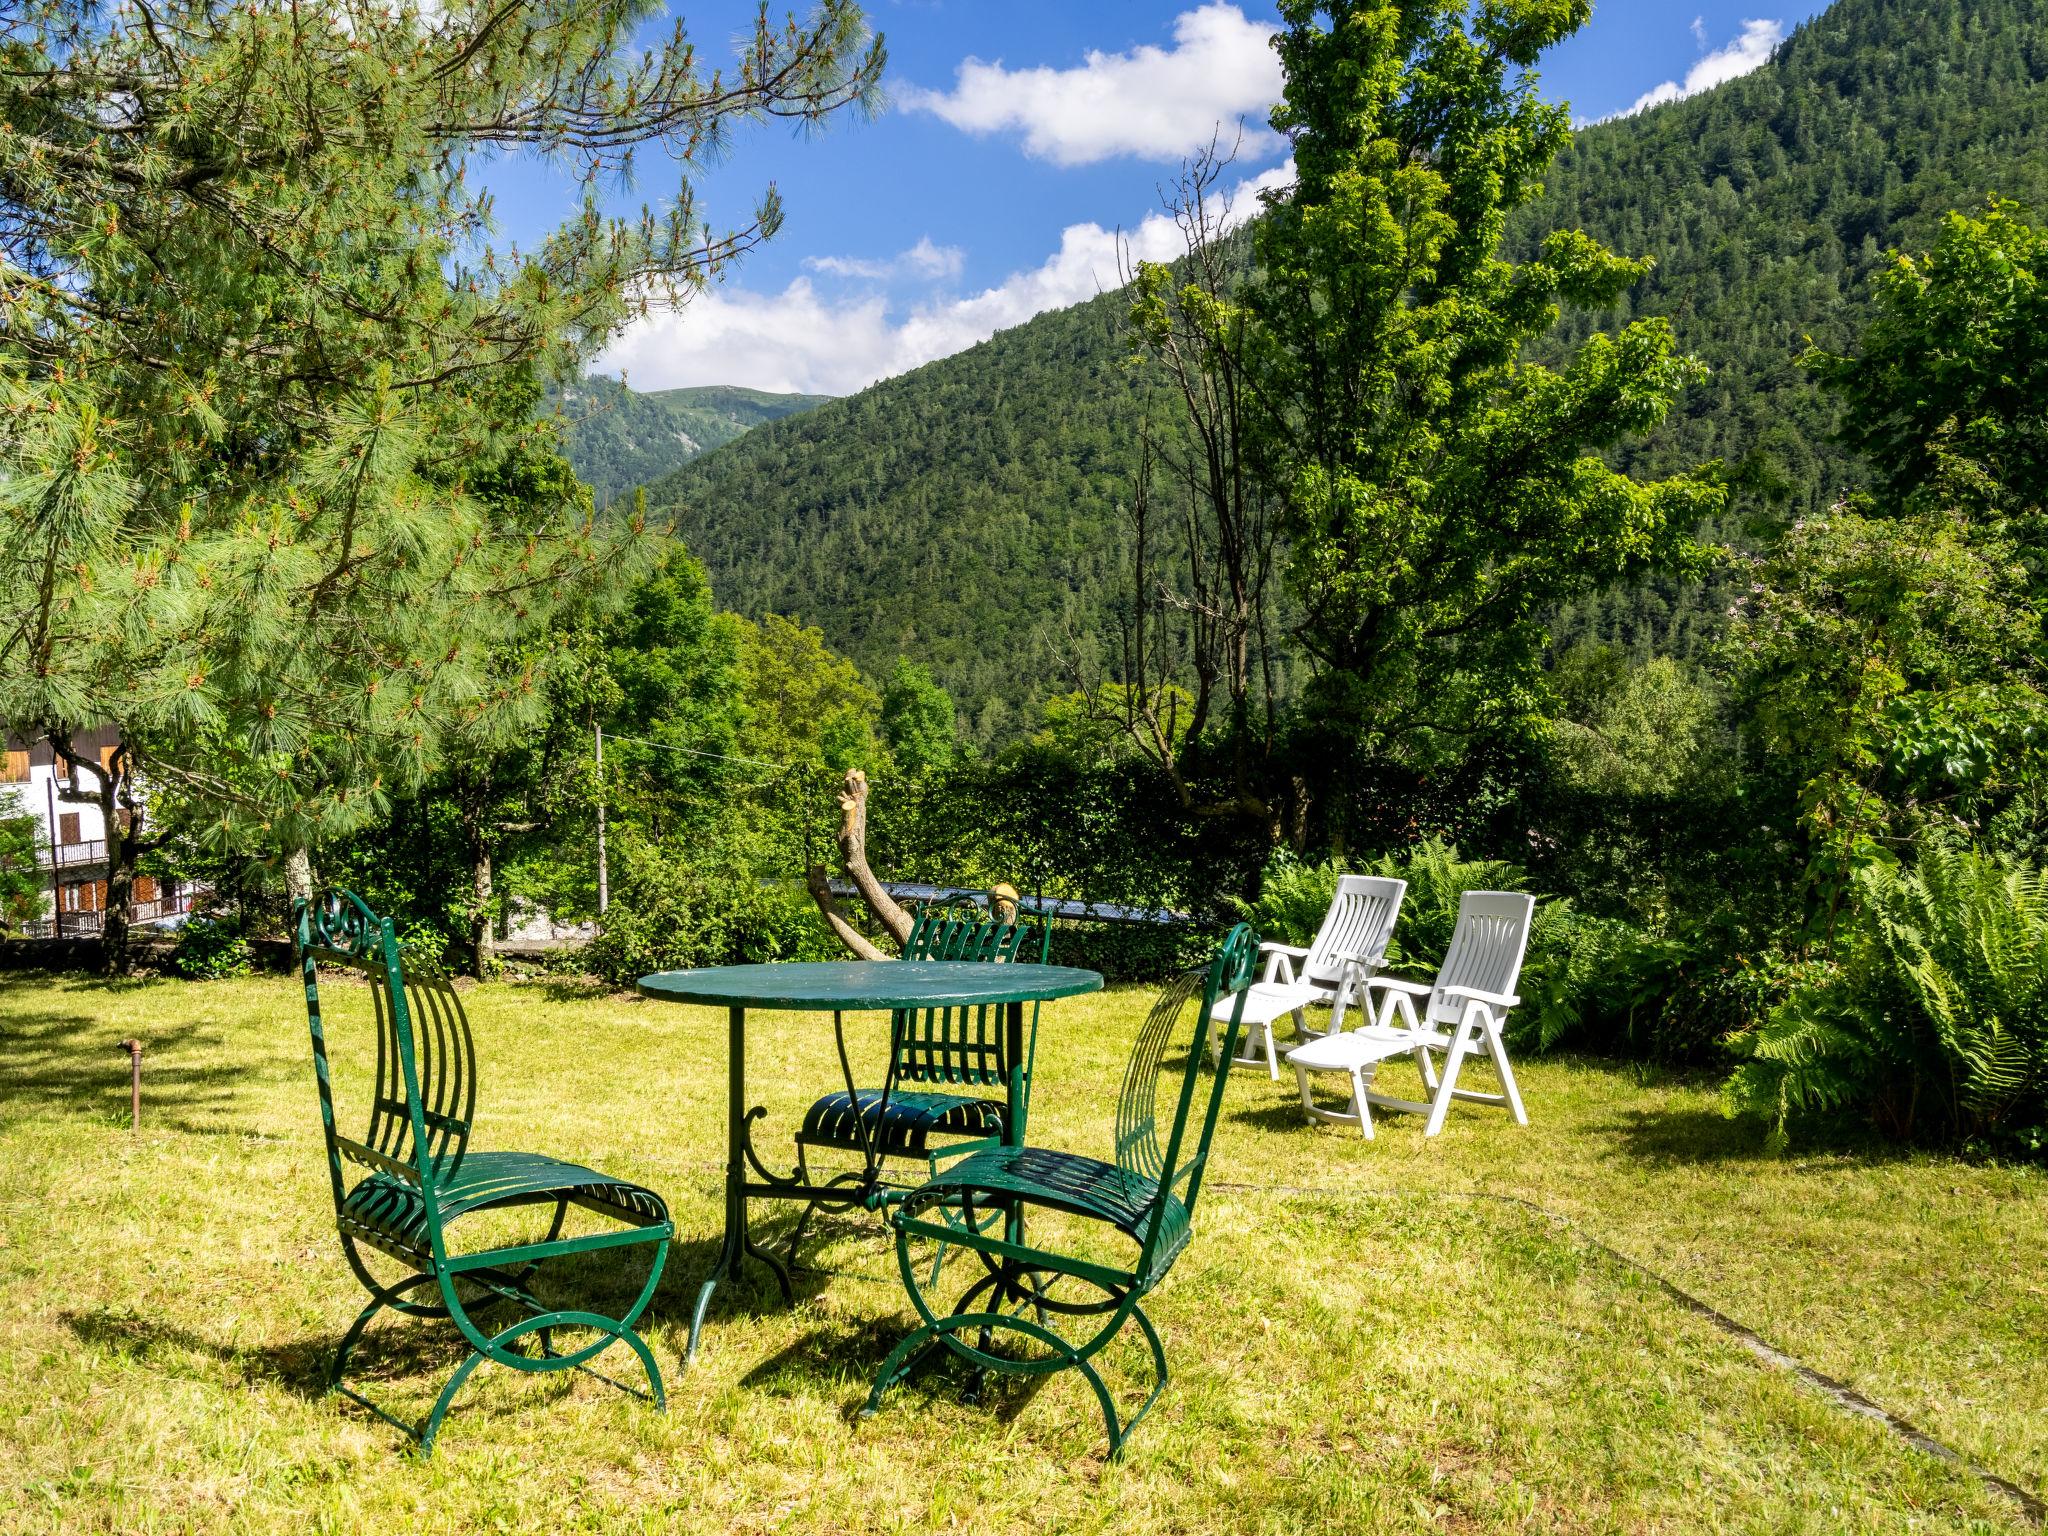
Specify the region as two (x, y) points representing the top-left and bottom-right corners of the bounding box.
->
(786, 905), (1051, 1263)
(904, 1145), (1191, 1280)
(796, 1088), (1006, 1160)
(340, 1152), (669, 1267)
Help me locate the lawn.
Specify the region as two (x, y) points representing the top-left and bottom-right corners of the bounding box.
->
(3, 968), (2045, 1534)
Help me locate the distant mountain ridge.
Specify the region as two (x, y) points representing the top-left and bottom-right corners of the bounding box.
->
(645, 0), (2048, 739)
(552, 376), (831, 506)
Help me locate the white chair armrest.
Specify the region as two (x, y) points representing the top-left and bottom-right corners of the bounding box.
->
(1364, 975), (1435, 997)
(1443, 984), (1520, 1009)
(1258, 942), (1312, 958)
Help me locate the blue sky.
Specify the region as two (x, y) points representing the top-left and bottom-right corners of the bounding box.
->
(504, 1), (1834, 395)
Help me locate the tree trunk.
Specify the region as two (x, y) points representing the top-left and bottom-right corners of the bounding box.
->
(100, 820), (135, 979)
(284, 846), (314, 907)
(803, 768), (912, 958)
(470, 837), (494, 978)
(804, 863), (889, 960)
(49, 735), (145, 977)
(832, 769), (912, 944)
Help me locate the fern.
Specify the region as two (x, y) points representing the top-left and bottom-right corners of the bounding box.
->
(1726, 841), (2048, 1147)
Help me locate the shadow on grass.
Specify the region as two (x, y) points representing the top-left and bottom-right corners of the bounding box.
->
(1228, 1098), (1317, 1133)
(1599, 1104), (1912, 1170)
(743, 1312), (1063, 1430)
(0, 1002), (240, 1133)
(514, 976), (623, 1005)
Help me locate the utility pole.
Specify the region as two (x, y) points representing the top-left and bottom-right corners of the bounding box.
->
(45, 773), (60, 939)
(594, 721), (609, 915)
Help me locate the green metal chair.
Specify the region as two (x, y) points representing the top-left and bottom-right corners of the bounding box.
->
(861, 923), (1257, 1457)
(295, 890), (672, 1455)
(788, 904), (1050, 1253)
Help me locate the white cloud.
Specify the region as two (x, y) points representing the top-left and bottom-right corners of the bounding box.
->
(598, 164), (1293, 398)
(898, 2), (1284, 167)
(805, 236), (965, 282)
(1619, 18), (1784, 117)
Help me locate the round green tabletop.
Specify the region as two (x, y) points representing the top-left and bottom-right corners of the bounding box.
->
(637, 960), (1103, 1012)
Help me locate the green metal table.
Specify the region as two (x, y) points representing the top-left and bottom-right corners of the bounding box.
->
(637, 960), (1104, 1361)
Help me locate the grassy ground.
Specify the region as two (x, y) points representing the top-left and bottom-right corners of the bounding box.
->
(2, 970), (2045, 1534)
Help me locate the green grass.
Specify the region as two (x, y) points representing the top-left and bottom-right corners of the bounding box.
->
(2, 971), (2044, 1533)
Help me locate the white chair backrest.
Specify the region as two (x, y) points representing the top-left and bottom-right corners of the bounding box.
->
(1302, 876), (1407, 989)
(1428, 891), (1536, 1026)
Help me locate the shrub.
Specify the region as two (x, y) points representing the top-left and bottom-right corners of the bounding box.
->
(168, 917), (253, 980)
(1047, 920), (1213, 984)
(1725, 842), (2048, 1150)
(589, 837), (839, 986)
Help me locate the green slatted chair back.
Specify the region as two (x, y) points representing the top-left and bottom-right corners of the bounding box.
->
(1116, 922), (1258, 1270)
(298, 890), (476, 1220)
(890, 905), (1051, 1088)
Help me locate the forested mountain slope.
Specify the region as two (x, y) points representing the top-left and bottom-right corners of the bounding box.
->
(649, 0), (2048, 732)
(646, 290), (1175, 743)
(554, 376), (831, 506)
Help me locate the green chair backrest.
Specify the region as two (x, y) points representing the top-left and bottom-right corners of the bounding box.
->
(1115, 923), (1258, 1271)
(890, 904), (1051, 1088)
(297, 890), (475, 1228)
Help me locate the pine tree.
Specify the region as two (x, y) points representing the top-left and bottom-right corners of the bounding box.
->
(0, 0), (882, 967)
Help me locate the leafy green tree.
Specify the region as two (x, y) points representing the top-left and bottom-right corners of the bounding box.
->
(1032, 682), (1197, 769)
(1250, 0), (1720, 785)
(734, 614), (883, 771)
(0, 0), (882, 968)
(1808, 200), (2048, 525)
(319, 543), (754, 971)
(880, 660), (957, 776)
(1735, 204), (2048, 948)
(0, 792), (43, 932)
(1732, 505), (2044, 942)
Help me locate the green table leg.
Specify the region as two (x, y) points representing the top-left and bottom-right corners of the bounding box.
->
(687, 1004), (795, 1364)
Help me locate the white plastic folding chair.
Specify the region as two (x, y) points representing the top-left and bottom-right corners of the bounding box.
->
(1207, 875), (1407, 1079)
(1285, 890), (1534, 1137)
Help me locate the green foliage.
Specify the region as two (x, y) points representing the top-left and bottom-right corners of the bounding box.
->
(1030, 683), (1199, 769)
(1230, 852), (1349, 948)
(1252, 0), (1720, 753)
(1546, 650), (1730, 803)
(1521, 646), (1750, 932)
(0, 1), (881, 850)
(643, 280), (1175, 740)
(1726, 843), (2048, 1149)
(1042, 922), (1214, 986)
(167, 918), (252, 981)
(0, 793), (44, 932)
(645, 0), (2048, 735)
(1730, 500), (2046, 943)
(872, 749), (1267, 928)
(879, 660), (956, 777)
(553, 376), (832, 507)
(586, 833), (838, 986)
(733, 613), (885, 772)
(1808, 199), (2048, 522)
(1526, 0), (2048, 527)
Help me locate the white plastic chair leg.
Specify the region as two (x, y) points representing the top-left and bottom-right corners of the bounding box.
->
(1413, 1041), (1439, 1092)
(1485, 1024), (1529, 1126)
(1424, 1029), (1477, 1137)
(1349, 1068), (1374, 1139)
(1264, 1022), (1281, 1080)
